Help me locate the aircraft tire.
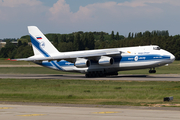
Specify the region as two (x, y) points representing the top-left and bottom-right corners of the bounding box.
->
(99, 73), (103, 77)
(85, 73), (89, 78)
(149, 70), (156, 73)
(85, 71), (106, 78)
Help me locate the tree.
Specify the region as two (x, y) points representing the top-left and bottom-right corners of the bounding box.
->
(68, 34), (74, 43)
(100, 32), (104, 42)
(18, 39), (28, 44)
(74, 33), (80, 50)
(84, 33), (89, 49)
(137, 32), (142, 38)
(17, 40), (22, 47)
(60, 34), (66, 42)
(119, 35), (125, 40)
(128, 32), (131, 39)
(15, 45), (33, 58)
(87, 32), (95, 50)
(143, 31), (151, 37)
(22, 42), (28, 46)
(131, 33), (134, 38)
(53, 34), (59, 48)
(116, 32), (119, 40)
(79, 33), (86, 50)
(5, 40), (13, 48)
(135, 33), (137, 38)
(165, 30), (169, 37)
(111, 31), (114, 40)
(21, 35), (31, 42)
(151, 31), (157, 37)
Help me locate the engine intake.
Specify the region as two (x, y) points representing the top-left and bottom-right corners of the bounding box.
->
(75, 58), (91, 68)
(98, 56), (114, 66)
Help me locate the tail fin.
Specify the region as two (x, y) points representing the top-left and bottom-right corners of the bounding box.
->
(28, 26), (59, 57)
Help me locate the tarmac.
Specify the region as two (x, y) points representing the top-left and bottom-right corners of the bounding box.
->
(0, 74), (180, 81)
(0, 104), (180, 120)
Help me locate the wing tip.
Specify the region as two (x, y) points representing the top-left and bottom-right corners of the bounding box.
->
(6, 58), (17, 61)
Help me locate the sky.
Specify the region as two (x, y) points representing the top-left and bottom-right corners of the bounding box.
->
(0, 0), (180, 39)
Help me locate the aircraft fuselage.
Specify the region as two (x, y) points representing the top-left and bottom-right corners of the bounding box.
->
(37, 45), (175, 76)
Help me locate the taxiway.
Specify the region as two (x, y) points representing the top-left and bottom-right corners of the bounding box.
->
(0, 74), (180, 81)
(0, 104), (180, 120)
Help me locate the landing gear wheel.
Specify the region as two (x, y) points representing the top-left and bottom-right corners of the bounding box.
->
(85, 73), (89, 78)
(149, 69), (156, 73)
(85, 71), (106, 78)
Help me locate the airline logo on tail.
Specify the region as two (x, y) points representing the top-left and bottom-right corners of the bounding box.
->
(40, 41), (45, 48)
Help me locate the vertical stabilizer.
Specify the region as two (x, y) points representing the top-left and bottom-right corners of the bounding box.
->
(28, 26), (59, 57)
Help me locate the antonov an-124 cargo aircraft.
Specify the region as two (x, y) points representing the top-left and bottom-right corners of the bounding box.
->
(12, 26), (175, 77)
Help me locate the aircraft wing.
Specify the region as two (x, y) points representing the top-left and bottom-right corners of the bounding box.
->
(11, 26), (121, 63)
(12, 49), (121, 62)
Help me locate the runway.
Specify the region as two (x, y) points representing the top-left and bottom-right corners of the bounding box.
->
(0, 104), (180, 120)
(0, 74), (180, 81)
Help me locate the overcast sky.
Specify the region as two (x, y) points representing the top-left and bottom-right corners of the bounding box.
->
(0, 0), (180, 38)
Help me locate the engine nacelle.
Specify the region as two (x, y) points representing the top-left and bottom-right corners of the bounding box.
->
(75, 58), (91, 68)
(98, 56), (114, 66)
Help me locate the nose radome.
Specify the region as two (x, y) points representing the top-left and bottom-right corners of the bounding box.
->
(170, 54), (175, 61)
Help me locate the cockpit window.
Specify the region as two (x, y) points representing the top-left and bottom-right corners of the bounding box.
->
(153, 46), (161, 50)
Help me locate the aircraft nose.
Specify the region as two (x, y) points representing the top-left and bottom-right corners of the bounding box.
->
(170, 54), (175, 61)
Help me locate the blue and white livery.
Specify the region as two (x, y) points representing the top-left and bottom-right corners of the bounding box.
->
(15, 26), (175, 77)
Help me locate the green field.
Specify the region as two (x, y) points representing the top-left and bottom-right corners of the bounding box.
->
(0, 79), (180, 106)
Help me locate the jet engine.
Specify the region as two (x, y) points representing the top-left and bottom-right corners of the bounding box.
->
(75, 58), (91, 68)
(98, 56), (114, 66)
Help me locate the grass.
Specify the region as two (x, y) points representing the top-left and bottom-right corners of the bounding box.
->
(0, 59), (180, 106)
(0, 67), (76, 74)
(0, 79), (180, 106)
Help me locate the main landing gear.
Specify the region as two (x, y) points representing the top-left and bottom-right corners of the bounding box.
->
(149, 68), (156, 73)
(85, 71), (118, 78)
(85, 71), (105, 78)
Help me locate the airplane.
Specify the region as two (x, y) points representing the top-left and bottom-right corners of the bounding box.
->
(12, 26), (175, 77)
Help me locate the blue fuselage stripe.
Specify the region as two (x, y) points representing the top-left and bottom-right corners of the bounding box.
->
(116, 55), (170, 63)
(39, 54), (170, 70)
(51, 61), (63, 70)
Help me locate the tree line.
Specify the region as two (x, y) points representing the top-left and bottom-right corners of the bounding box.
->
(0, 30), (180, 60)
(0, 39), (33, 58)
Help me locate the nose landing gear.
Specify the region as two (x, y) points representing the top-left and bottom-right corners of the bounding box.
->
(149, 68), (156, 73)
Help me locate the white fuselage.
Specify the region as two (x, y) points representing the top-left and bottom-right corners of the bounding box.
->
(36, 45), (175, 74)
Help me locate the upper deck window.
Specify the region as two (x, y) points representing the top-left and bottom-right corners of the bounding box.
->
(153, 46), (161, 50)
